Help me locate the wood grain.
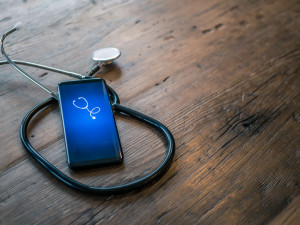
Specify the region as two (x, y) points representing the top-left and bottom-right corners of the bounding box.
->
(0, 0), (299, 224)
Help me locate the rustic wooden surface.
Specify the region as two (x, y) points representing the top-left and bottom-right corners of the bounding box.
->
(0, 0), (299, 224)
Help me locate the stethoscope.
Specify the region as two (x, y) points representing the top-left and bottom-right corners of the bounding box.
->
(73, 97), (101, 119)
(1, 22), (175, 195)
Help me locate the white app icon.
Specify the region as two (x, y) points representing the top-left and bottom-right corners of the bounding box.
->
(73, 97), (100, 119)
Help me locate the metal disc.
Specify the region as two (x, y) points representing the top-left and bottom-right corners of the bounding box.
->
(92, 47), (121, 63)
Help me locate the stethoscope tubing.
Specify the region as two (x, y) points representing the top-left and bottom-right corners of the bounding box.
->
(20, 95), (175, 195)
(2, 59), (176, 194)
(1, 26), (176, 195)
(0, 60), (85, 79)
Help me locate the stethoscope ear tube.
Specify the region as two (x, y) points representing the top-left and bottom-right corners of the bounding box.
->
(20, 87), (175, 195)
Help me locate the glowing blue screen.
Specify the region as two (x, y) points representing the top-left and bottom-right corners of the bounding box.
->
(58, 79), (122, 168)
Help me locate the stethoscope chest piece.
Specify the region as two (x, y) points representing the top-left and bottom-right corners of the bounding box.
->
(92, 47), (121, 65)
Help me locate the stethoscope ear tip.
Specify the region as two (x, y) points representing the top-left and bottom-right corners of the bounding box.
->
(92, 47), (121, 64)
(14, 22), (24, 31)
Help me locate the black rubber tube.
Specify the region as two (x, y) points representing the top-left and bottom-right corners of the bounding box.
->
(19, 87), (175, 195)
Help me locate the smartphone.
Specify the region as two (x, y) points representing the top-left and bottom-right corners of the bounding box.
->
(57, 78), (123, 169)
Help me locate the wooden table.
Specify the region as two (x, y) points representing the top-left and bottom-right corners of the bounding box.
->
(0, 0), (299, 224)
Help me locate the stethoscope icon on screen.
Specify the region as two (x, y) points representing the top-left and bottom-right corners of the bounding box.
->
(73, 97), (100, 119)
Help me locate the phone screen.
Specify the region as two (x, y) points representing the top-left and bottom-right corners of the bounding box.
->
(58, 78), (123, 168)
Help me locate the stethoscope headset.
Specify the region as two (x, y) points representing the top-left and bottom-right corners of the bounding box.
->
(0, 22), (175, 195)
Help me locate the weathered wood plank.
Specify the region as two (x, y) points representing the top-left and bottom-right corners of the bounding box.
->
(269, 195), (300, 225)
(0, 0), (299, 224)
